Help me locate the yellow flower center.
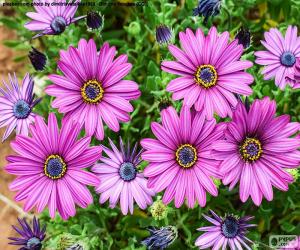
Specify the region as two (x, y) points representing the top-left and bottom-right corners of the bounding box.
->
(194, 64), (218, 89)
(175, 144), (197, 168)
(81, 79), (104, 104)
(240, 138), (263, 162)
(44, 154), (67, 179)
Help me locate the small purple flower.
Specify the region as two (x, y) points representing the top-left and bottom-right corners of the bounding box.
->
(0, 73), (41, 142)
(286, 58), (300, 88)
(141, 226), (178, 250)
(8, 216), (46, 250)
(156, 25), (173, 45)
(28, 47), (47, 71)
(92, 138), (155, 215)
(255, 26), (300, 89)
(25, 0), (85, 39)
(195, 210), (256, 250)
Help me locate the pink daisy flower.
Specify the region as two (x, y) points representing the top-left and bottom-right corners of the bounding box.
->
(92, 138), (155, 215)
(161, 27), (253, 119)
(141, 105), (225, 208)
(255, 26), (300, 90)
(0, 73), (41, 142)
(213, 97), (300, 206)
(5, 113), (101, 220)
(25, 0), (85, 39)
(46, 38), (141, 141)
(195, 210), (256, 250)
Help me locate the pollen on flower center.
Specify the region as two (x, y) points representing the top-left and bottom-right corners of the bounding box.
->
(221, 216), (240, 238)
(194, 64), (218, 89)
(44, 154), (67, 179)
(13, 100), (31, 119)
(176, 144), (197, 168)
(119, 162), (137, 181)
(240, 138), (263, 162)
(81, 79), (104, 104)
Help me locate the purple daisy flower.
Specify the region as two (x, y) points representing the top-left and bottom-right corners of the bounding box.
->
(0, 73), (41, 142)
(141, 105), (225, 208)
(45, 38), (141, 141)
(195, 210), (256, 250)
(213, 97), (300, 206)
(5, 113), (101, 220)
(255, 26), (300, 90)
(162, 27), (253, 119)
(8, 216), (46, 250)
(92, 138), (155, 215)
(25, 0), (85, 39)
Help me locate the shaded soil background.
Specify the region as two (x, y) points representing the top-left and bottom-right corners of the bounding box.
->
(0, 7), (28, 249)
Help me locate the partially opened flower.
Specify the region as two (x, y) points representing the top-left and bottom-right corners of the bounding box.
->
(141, 226), (178, 250)
(195, 210), (256, 250)
(235, 27), (251, 49)
(156, 25), (173, 45)
(162, 27), (253, 119)
(86, 11), (104, 31)
(286, 58), (300, 88)
(8, 216), (46, 250)
(141, 106), (225, 208)
(213, 97), (300, 205)
(0, 73), (41, 142)
(92, 138), (155, 215)
(25, 0), (85, 39)
(46, 38), (140, 140)
(5, 113), (101, 220)
(28, 47), (47, 71)
(255, 26), (300, 89)
(193, 0), (222, 24)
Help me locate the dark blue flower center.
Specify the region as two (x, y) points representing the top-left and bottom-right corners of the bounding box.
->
(119, 162), (136, 181)
(176, 144), (197, 168)
(44, 155), (67, 179)
(26, 237), (42, 250)
(13, 100), (31, 119)
(50, 16), (67, 35)
(221, 216), (239, 238)
(280, 52), (296, 67)
(240, 138), (262, 162)
(81, 80), (104, 104)
(195, 65), (217, 88)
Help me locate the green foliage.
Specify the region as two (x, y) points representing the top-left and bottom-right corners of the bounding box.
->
(2, 0), (300, 249)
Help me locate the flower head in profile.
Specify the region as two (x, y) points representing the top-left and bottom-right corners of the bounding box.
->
(255, 26), (300, 89)
(235, 27), (251, 49)
(286, 58), (300, 88)
(213, 97), (300, 205)
(5, 113), (101, 220)
(141, 226), (178, 250)
(86, 11), (104, 31)
(0, 73), (41, 142)
(162, 27), (253, 119)
(46, 38), (140, 140)
(8, 216), (46, 250)
(195, 210), (256, 250)
(141, 106), (225, 208)
(28, 47), (47, 71)
(25, 0), (85, 39)
(193, 0), (222, 24)
(156, 25), (173, 45)
(92, 138), (155, 215)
